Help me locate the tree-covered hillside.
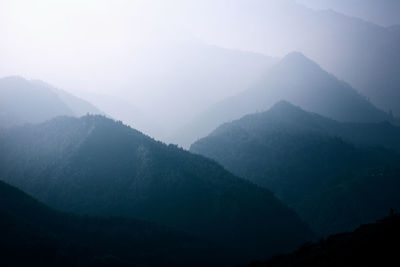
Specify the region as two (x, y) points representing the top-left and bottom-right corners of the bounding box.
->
(191, 101), (400, 236)
(0, 115), (313, 263)
(249, 213), (400, 267)
(175, 52), (392, 148)
(0, 180), (223, 267)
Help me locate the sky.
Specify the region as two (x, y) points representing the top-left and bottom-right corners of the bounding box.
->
(0, 0), (190, 94)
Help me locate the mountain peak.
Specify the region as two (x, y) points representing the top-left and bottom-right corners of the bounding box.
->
(267, 100), (310, 120)
(277, 51), (322, 73)
(0, 113), (313, 262)
(269, 100), (302, 112)
(0, 75), (30, 86)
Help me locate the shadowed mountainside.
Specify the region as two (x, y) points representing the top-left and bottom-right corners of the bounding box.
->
(0, 114), (313, 263)
(0, 179), (227, 267)
(249, 213), (400, 267)
(191, 101), (400, 236)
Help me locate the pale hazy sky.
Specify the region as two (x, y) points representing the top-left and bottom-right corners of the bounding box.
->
(0, 0), (192, 93)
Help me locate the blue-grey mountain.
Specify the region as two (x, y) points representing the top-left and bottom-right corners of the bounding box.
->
(191, 101), (400, 235)
(175, 52), (391, 148)
(0, 76), (102, 128)
(0, 115), (313, 263)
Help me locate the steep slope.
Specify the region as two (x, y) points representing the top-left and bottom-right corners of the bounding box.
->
(0, 76), (102, 128)
(297, 160), (400, 236)
(79, 92), (167, 141)
(0, 115), (313, 263)
(0, 76), (74, 127)
(174, 52), (391, 148)
(31, 79), (103, 117)
(190, 101), (400, 235)
(0, 180), (222, 267)
(249, 213), (400, 267)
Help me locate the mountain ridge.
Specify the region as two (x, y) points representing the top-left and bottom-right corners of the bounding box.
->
(173, 52), (391, 148)
(0, 114), (313, 263)
(249, 213), (400, 267)
(0, 76), (103, 128)
(190, 101), (400, 236)
(0, 179), (226, 266)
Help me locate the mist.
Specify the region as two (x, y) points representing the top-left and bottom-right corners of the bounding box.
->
(1, 1), (400, 266)
(296, 0), (400, 27)
(1, 0), (399, 143)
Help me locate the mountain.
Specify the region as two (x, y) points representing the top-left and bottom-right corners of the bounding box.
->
(296, 0), (400, 27)
(190, 101), (400, 235)
(174, 52), (391, 148)
(0, 76), (102, 128)
(296, 159), (400, 236)
(189, 0), (400, 116)
(194, 101), (400, 154)
(0, 179), (222, 267)
(0, 115), (313, 263)
(249, 213), (400, 267)
(87, 41), (278, 141)
(31, 79), (103, 117)
(78, 92), (167, 141)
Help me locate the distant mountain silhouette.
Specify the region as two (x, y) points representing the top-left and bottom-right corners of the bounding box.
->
(98, 41), (278, 140)
(296, 0), (400, 26)
(0, 115), (313, 263)
(0, 180), (224, 267)
(174, 52), (391, 148)
(249, 213), (400, 267)
(0, 76), (102, 128)
(190, 0), (400, 116)
(31, 79), (103, 117)
(191, 101), (400, 235)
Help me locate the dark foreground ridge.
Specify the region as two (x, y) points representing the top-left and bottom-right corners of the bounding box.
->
(0, 179), (226, 267)
(249, 213), (400, 267)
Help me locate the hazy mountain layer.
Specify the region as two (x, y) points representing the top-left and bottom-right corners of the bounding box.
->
(191, 101), (400, 235)
(0, 76), (102, 128)
(175, 52), (391, 148)
(0, 115), (313, 263)
(190, 0), (400, 116)
(94, 41), (278, 140)
(296, 0), (400, 26)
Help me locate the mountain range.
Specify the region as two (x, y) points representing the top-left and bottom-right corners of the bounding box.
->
(0, 114), (313, 263)
(90, 41), (278, 139)
(189, 0), (400, 116)
(174, 52), (392, 148)
(1, 1), (399, 265)
(191, 101), (400, 235)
